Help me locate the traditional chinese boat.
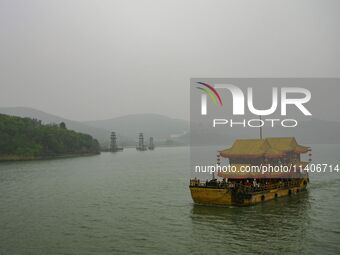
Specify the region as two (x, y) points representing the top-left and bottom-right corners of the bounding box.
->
(189, 137), (311, 206)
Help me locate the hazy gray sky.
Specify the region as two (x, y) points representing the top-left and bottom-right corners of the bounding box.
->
(1, 0), (339, 121)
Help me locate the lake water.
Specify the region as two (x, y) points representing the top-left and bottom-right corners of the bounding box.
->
(0, 146), (339, 254)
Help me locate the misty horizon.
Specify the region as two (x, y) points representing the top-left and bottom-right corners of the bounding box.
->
(0, 105), (190, 122)
(1, 0), (340, 121)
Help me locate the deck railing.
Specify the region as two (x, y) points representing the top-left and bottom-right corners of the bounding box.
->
(190, 179), (301, 193)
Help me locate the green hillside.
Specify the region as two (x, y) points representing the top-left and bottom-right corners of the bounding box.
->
(0, 114), (100, 161)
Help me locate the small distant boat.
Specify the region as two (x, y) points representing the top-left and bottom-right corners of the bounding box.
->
(190, 137), (311, 206)
(110, 132), (124, 152)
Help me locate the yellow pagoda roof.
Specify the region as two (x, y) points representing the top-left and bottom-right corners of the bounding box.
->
(219, 137), (309, 159)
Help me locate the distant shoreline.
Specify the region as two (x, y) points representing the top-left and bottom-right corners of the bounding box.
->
(0, 152), (100, 162)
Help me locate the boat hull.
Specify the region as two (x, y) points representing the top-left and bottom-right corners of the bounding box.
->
(190, 178), (308, 206)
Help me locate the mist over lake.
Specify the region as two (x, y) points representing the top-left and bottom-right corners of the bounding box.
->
(1, 145), (339, 254)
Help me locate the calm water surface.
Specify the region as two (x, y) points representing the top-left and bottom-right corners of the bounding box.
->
(0, 146), (339, 254)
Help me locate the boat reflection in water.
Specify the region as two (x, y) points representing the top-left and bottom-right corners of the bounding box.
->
(190, 191), (311, 254)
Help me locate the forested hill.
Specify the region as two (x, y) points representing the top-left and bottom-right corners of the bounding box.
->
(0, 114), (100, 161)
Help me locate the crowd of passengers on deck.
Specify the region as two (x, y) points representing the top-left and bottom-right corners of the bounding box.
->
(191, 177), (298, 191)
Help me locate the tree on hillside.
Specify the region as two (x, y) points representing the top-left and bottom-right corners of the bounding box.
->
(0, 114), (100, 158)
(59, 122), (67, 129)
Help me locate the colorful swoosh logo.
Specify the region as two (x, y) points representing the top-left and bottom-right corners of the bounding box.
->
(196, 82), (223, 107)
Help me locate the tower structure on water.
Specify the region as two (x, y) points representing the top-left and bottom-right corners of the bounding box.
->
(136, 133), (147, 151)
(148, 137), (155, 150)
(110, 132), (123, 152)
